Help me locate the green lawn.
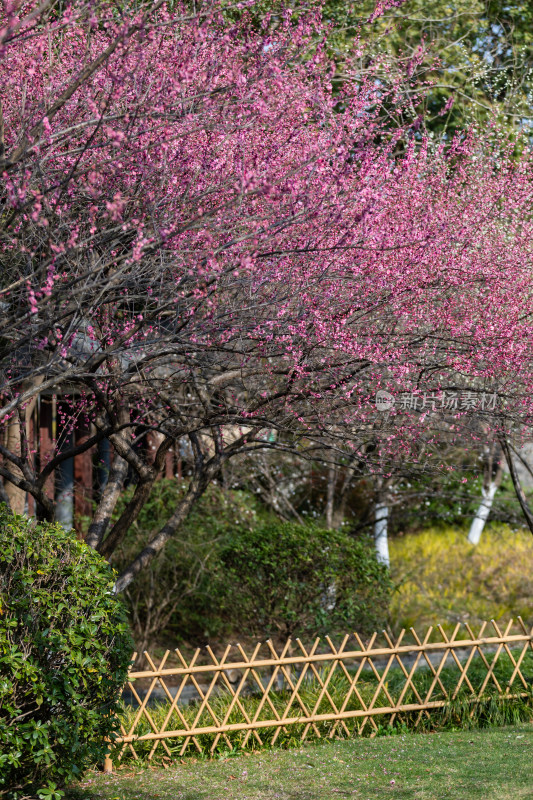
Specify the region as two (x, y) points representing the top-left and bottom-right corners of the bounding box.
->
(68, 724), (533, 800)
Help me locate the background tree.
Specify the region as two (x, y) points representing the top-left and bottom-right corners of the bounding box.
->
(312, 0), (533, 137)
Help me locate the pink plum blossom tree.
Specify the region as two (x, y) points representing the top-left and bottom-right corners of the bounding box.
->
(1, 0), (533, 589)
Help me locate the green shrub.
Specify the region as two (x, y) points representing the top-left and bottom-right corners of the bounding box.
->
(0, 508), (133, 799)
(216, 521), (391, 641)
(114, 483), (389, 649)
(112, 481), (261, 649)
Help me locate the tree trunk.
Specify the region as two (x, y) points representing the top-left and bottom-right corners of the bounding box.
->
(326, 464), (336, 529)
(467, 438), (503, 546)
(85, 452), (129, 548)
(4, 419), (26, 514)
(85, 406), (131, 550)
(499, 433), (533, 536)
(374, 501), (390, 567)
(55, 421), (74, 530)
(467, 481), (498, 545)
(96, 438), (111, 492)
(114, 472), (208, 593)
(55, 451), (74, 529)
(98, 435), (172, 558)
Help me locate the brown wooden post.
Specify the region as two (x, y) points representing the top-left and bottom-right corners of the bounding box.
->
(26, 410), (36, 516)
(38, 397), (55, 501)
(103, 752), (113, 773)
(74, 426), (93, 532)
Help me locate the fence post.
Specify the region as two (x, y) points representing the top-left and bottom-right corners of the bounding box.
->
(103, 728), (113, 773)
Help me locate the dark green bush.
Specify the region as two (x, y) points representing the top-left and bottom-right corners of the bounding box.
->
(113, 481), (260, 649)
(0, 507), (133, 800)
(114, 482), (389, 648)
(217, 521), (391, 641)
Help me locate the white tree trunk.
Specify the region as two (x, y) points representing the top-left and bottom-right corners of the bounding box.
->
(467, 481), (498, 545)
(56, 455), (74, 530)
(374, 502), (390, 567)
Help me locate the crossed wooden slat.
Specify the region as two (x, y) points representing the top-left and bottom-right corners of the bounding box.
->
(299, 635), (351, 741)
(181, 644), (234, 754)
(329, 631), (380, 738)
(241, 639), (292, 748)
(119, 650), (173, 762)
(504, 617), (533, 693)
(360, 631), (402, 736)
(268, 638), (322, 746)
(208, 642), (264, 752)
(147, 648), (203, 759)
(382, 629), (431, 728)
(116, 651), (140, 762)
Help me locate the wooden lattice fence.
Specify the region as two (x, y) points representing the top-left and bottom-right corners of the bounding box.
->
(106, 617), (533, 770)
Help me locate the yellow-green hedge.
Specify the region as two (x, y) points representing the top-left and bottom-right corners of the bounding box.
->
(390, 524), (533, 633)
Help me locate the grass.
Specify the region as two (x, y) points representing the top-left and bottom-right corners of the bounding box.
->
(389, 524), (533, 632)
(68, 723), (533, 799)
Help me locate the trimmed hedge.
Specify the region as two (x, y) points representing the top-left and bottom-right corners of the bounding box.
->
(217, 521), (391, 640)
(0, 507), (132, 799)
